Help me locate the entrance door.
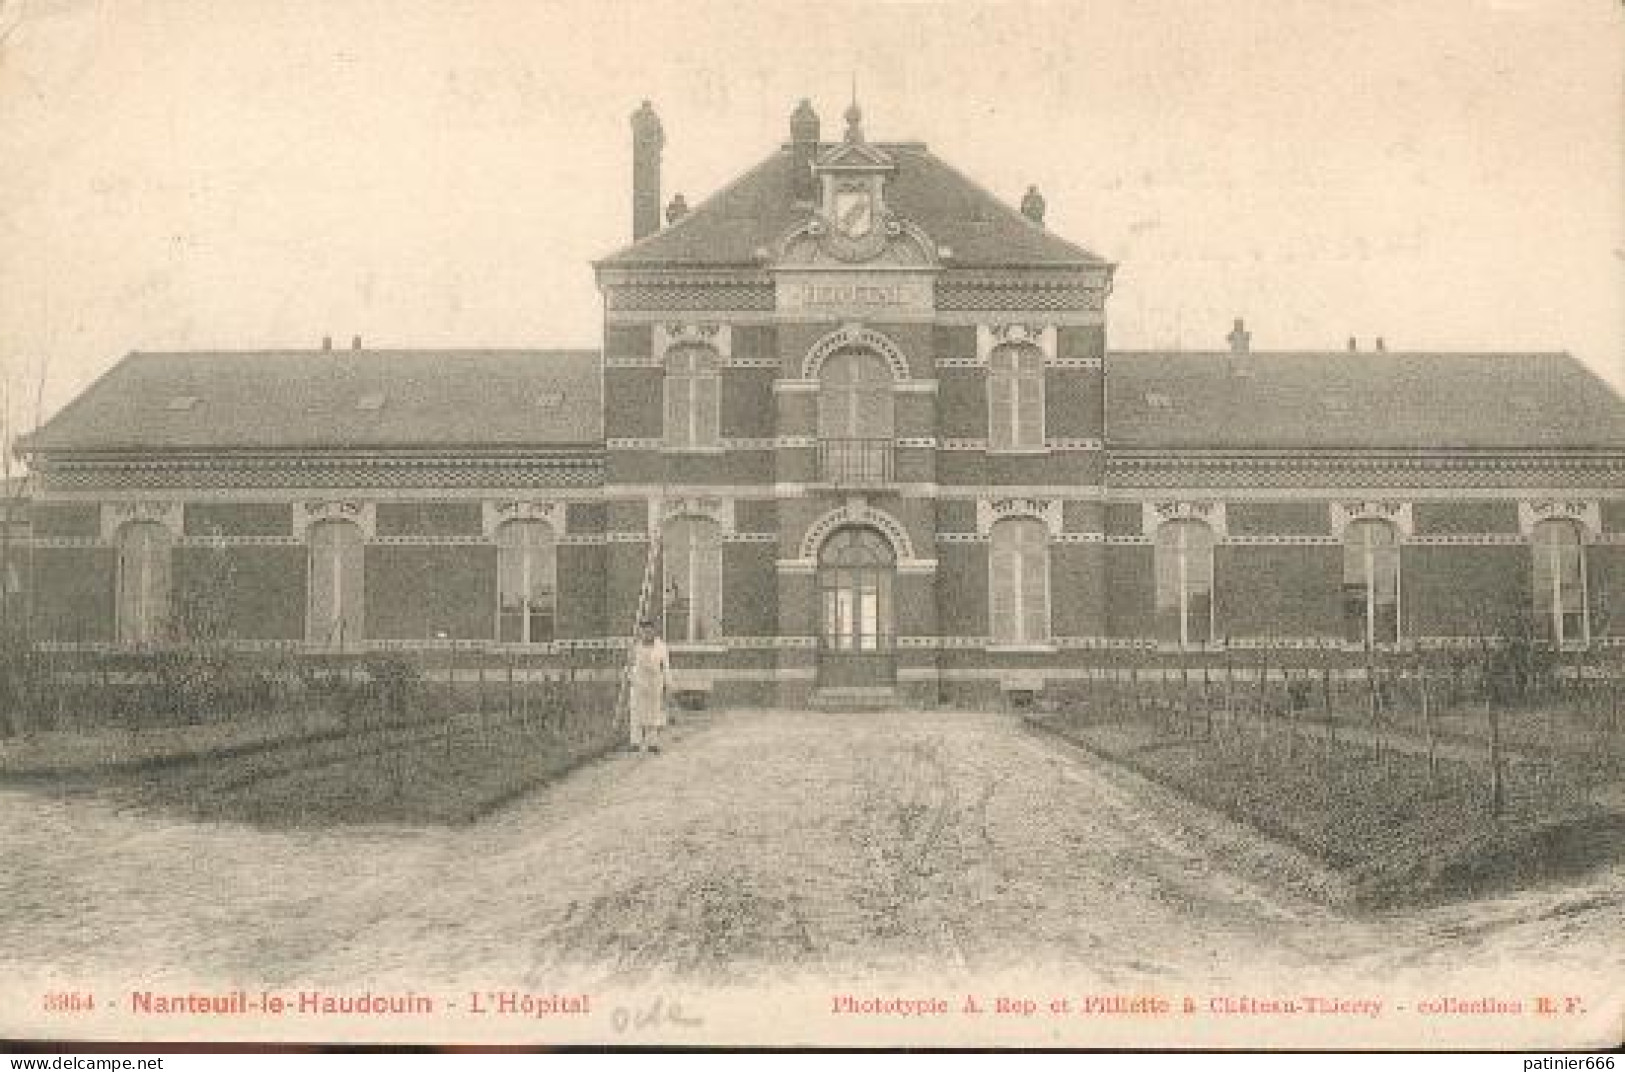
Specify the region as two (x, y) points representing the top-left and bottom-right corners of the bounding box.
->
(816, 526), (896, 688)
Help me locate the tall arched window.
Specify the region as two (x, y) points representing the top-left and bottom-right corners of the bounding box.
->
(1343, 519), (1401, 647)
(989, 517), (1050, 644)
(663, 343), (720, 449)
(306, 519), (364, 646)
(497, 520), (557, 644)
(818, 347), (894, 484)
(1532, 518), (1587, 645)
(1154, 519), (1214, 647)
(662, 515), (722, 643)
(988, 342), (1045, 450)
(116, 521), (172, 645)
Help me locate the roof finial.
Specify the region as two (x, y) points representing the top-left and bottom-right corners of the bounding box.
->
(844, 73), (863, 143)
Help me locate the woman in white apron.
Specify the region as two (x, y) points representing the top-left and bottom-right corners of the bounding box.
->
(628, 619), (670, 752)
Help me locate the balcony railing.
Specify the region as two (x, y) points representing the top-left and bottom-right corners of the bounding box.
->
(818, 438), (895, 487)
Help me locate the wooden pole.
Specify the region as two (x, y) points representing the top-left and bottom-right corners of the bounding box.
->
(1488, 696), (1504, 818)
(1419, 650), (1437, 784)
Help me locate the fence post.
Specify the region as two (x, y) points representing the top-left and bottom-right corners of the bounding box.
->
(1202, 654), (1213, 740)
(1223, 641), (1235, 741)
(1419, 649), (1437, 784)
(1487, 688), (1504, 818)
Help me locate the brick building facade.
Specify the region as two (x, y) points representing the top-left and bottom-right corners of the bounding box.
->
(20, 101), (1625, 707)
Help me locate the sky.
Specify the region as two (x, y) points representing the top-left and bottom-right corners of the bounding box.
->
(0, 0), (1621, 438)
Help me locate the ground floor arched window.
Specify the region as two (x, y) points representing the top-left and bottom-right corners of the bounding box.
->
(1154, 519), (1214, 647)
(116, 521), (172, 645)
(989, 516), (1049, 644)
(1532, 518), (1587, 645)
(1342, 518), (1400, 647)
(497, 520), (557, 644)
(662, 515), (722, 643)
(306, 519), (364, 646)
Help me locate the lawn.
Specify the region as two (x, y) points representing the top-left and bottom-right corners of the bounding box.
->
(1030, 709), (1625, 908)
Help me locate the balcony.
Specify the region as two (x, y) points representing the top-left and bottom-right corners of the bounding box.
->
(818, 438), (895, 487)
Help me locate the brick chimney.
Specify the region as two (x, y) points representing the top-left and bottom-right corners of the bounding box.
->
(321, 335), (332, 351)
(790, 99), (821, 206)
(351, 335), (363, 350)
(665, 193), (689, 225)
(630, 100), (664, 241)
(1020, 185), (1046, 226)
(1347, 336), (1358, 352)
(1227, 318), (1251, 355)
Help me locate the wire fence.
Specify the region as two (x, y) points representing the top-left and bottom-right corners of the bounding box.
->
(1032, 639), (1625, 819)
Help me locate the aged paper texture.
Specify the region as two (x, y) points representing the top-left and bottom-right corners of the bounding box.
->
(1, 0), (1622, 1050)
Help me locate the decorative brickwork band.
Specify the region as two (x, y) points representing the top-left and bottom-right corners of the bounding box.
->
(1517, 498), (1600, 537)
(1329, 500), (1414, 538)
(605, 283), (775, 312)
(800, 324), (911, 380)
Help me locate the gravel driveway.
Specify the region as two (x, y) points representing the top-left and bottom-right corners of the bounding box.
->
(2, 708), (1619, 1047)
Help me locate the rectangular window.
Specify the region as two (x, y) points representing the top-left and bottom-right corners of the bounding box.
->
(988, 345), (1045, 450)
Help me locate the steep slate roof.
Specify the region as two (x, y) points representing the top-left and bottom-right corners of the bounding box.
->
(25, 350), (602, 453)
(1106, 351), (1625, 451)
(597, 143), (1106, 269)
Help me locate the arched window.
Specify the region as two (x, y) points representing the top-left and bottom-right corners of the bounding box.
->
(1532, 518), (1587, 645)
(116, 522), (172, 645)
(663, 343), (720, 449)
(989, 516), (1050, 644)
(1342, 519), (1401, 647)
(818, 347), (894, 484)
(1154, 519), (1214, 647)
(497, 520), (556, 644)
(306, 519), (364, 646)
(818, 526), (895, 654)
(988, 342), (1045, 450)
(662, 515), (722, 643)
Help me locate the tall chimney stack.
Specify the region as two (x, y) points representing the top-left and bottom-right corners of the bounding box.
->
(1227, 317), (1251, 355)
(630, 100), (664, 241)
(790, 99), (821, 206)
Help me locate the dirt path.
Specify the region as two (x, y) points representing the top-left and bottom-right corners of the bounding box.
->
(1, 708), (1620, 1041)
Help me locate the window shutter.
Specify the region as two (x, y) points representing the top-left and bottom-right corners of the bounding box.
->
(662, 518), (693, 641)
(665, 374), (692, 448)
(1016, 366), (1045, 449)
(1020, 528), (1048, 642)
(698, 520), (723, 640)
(988, 371), (1015, 450)
(336, 525), (364, 644)
(989, 529), (1019, 644)
(696, 373), (720, 446)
